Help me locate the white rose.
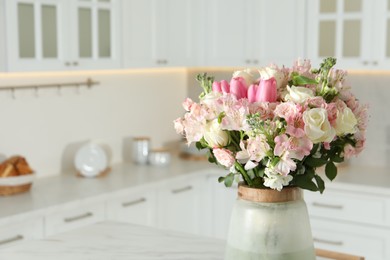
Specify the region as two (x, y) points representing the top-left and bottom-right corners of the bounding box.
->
(334, 107), (357, 135)
(259, 67), (285, 89)
(303, 108), (336, 143)
(232, 69), (257, 86)
(285, 85), (314, 104)
(204, 120), (229, 147)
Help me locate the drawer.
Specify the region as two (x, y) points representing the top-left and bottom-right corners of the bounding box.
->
(106, 190), (156, 227)
(304, 189), (387, 226)
(0, 218), (44, 248)
(311, 218), (390, 260)
(45, 203), (105, 236)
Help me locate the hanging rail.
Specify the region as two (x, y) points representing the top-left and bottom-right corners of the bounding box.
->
(0, 78), (99, 90)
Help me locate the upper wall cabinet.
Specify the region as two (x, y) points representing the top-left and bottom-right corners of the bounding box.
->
(205, 0), (306, 67)
(4, 0), (121, 72)
(307, 0), (390, 69)
(123, 0), (204, 68)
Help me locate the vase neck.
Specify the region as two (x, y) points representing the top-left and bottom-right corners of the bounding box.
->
(238, 185), (302, 203)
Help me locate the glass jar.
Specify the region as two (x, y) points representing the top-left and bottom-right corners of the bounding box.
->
(132, 137), (150, 164)
(225, 185), (316, 260)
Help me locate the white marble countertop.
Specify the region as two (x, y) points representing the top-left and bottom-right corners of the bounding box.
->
(0, 221), (226, 260)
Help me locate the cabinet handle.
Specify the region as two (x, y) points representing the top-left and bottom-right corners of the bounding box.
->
(156, 60), (162, 64)
(163, 59), (168, 64)
(171, 185), (193, 194)
(312, 202), (343, 210)
(313, 237), (344, 246)
(64, 212), (93, 223)
(65, 62), (71, 66)
(0, 235), (24, 246)
(253, 59), (259, 64)
(122, 198), (146, 207)
(73, 61), (79, 66)
(362, 60), (369, 65)
(245, 59), (251, 64)
(372, 61), (378, 65)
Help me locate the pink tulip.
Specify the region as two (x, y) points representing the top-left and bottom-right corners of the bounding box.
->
(230, 77), (247, 99)
(247, 84), (258, 103)
(256, 77), (277, 102)
(220, 80), (230, 94)
(212, 81), (222, 93)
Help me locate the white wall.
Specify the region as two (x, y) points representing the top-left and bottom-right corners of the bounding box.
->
(0, 68), (187, 177)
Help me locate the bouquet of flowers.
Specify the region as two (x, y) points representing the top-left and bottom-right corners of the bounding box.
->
(174, 58), (368, 193)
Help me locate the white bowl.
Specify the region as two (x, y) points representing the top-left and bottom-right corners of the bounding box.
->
(148, 150), (171, 166)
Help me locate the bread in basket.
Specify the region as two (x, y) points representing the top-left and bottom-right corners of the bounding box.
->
(0, 156), (34, 196)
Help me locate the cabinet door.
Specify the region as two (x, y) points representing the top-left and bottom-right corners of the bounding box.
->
(157, 177), (204, 235)
(106, 189), (157, 227)
(307, 0), (373, 69)
(0, 0), (6, 71)
(69, 0), (121, 70)
(372, 0), (390, 68)
(205, 0), (252, 66)
(0, 218), (44, 248)
(253, 0), (306, 66)
(5, 0), (68, 71)
(207, 176), (237, 240)
(159, 0), (204, 67)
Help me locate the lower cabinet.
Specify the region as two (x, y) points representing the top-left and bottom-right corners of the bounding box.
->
(156, 177), (205, 235)
(311, 218), (390, 260)
(106, 188), (157, 227)
(0, 218), (44, 248)
(44, 202), (106, 236)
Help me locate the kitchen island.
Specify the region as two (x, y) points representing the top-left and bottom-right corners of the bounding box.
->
(0, 221), (225, 260)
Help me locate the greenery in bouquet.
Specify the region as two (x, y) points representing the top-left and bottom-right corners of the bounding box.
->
(174, 58), (368, 193)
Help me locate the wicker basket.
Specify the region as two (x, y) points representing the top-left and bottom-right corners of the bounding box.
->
(0, 174), (34, 196)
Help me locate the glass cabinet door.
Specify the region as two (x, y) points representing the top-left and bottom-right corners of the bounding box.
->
(372, 0), (390, 67)
(307, 0), (372, 68)
(6, 0), (66, 71)
(71, 0), (119, 69)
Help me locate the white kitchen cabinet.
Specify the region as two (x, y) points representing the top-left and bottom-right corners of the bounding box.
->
(157, 177), (206, 235)
(44, 202), (106, 236)
(205, 0), (305, 67)
(0, 218), (44, 248)
(4, 0), (121, 72)
(307, 0), (390, 69)
(123, 0), (203, 68)
(0, 0), (6, 71)
(207, 176), (237, 240)
(305, 188), (390, 259)
(106, 188), (157, 227)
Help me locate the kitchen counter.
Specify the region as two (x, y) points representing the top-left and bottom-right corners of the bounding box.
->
(0, 221), (225, 260)
(0, 157), (388, 225)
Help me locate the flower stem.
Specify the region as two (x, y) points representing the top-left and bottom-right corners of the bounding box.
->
(235, 162), (253, 186)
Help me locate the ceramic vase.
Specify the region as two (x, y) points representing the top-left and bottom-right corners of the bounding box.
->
(225, 184), (316, 260)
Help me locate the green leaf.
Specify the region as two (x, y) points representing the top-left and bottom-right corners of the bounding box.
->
(224, 173), (234, 187)
(294, 175), (319, 192)
(314, 175), (325, 194)
(218, 176), (225, 183)
(292, 75), (318, 86)
(325, 161), (337, 181)
(304, 157), (328, 167)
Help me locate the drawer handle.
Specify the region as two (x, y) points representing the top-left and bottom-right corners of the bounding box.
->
(122, 198), (146, 207)
(172, 186), (193, 194)
(314, 237), (344, 246)
(64, 212), (93, 223)
(312, 202), (343, 210)
(0, 235), (24, 246)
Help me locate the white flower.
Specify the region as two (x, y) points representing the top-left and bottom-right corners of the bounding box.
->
(285, 85), (314, 104)
(232, 69), (257, 86)
(263, 167), (293, 191)
(258, 67), (285, 89)
(303, 108), (336, 143)
(204, 119), (229, 148)
(334, 107), (358, 135)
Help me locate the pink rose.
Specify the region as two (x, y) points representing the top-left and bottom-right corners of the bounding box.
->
(213, 148), (235, 168)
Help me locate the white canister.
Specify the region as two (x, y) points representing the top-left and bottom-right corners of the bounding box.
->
(148, 149), (171, 166)
(132, 137), (150, 164)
